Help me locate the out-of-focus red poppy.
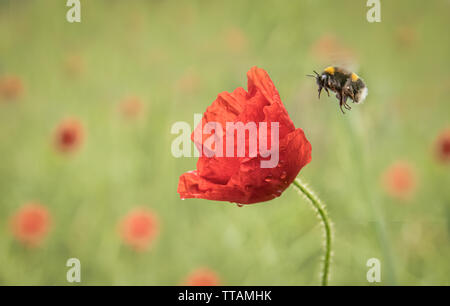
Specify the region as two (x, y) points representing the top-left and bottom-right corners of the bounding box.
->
(119, 96), (144, 119)
(54, 118), (85, 154)
(381, 161), (417, 200)
(178, 66), (312, 204)
(64, 54), (85, 77)
(0, 75), (24, 101)
(183, 268), (221, 286)
(176, 69), (201, 94)
(224, 27), (248, 53)
(309, 34), (358, 69)
(395, 26), (418, 49)
(10, 203), (51, 247)
(119, 208), (159, 252)
(434, 128), (450, 163)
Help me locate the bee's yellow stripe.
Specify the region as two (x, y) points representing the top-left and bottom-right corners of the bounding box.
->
(351, 73), (359, 82)
(324, 66), (335, 75)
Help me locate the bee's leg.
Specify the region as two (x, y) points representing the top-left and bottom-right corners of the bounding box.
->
(339, 102), (346, 114)
(342, 95), (351, 110)
(318, 85), (323, 99)
(343, 79), (354, 105)
(324, 87), (330, 97)
(337, 92), (346, 114)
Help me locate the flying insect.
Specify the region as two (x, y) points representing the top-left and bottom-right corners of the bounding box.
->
(308, 66), (368, 114)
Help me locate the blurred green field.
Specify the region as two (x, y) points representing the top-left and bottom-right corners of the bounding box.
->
(0, 0), (449, 285)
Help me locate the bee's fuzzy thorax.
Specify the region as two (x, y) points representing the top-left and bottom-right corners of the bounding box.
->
(324, 66), (335, 75)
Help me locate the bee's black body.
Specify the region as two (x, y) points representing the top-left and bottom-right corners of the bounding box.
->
(309, 66), (368, 114)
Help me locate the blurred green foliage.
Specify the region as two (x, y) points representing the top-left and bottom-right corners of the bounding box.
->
(0, 0), (449, 285)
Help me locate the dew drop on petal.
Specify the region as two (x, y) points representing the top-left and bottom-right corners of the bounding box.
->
(264, 175), (273, 182)
(271, 190), (283, 197)
(280, 171), (287, 180)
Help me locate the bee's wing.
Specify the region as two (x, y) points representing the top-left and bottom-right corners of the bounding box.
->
(328, 52), (359, 74)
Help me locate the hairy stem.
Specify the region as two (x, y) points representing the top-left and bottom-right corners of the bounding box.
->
(292, 178), (333, 286)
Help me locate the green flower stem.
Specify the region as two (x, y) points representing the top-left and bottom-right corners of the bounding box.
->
(292, 178), (333, 286)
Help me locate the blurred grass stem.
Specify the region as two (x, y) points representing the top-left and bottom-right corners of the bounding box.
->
(344, 115), (397, 285)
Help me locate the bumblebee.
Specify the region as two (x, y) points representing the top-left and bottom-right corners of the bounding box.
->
(308, 66), (368, 114)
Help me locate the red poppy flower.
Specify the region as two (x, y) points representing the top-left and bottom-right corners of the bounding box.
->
(119, 208), (159, 252)
(395, 26), (418, 49)
(176, 69), (201, 94)
(224, 27), (248, 53)
(178, 66), (312, 204)
(309, 34), (358, 67)
(54, 118), (85, 154)
(0, 75), (24, 101)
(64, 54), (85, 77)
(381, 161), (417, 200)
(119, 96), (144, 119)
(10, 203), (51, 247)
(434, 128), (450, 163)
(183, 268), (221, 286)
